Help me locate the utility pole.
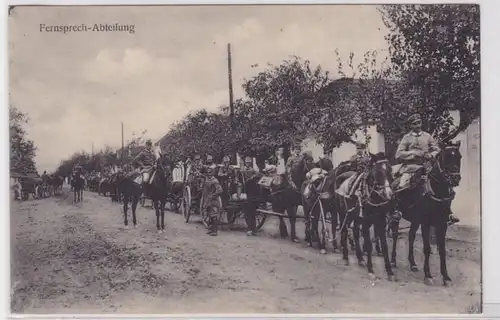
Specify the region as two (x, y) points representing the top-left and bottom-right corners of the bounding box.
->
(121, 122), (124, 165)
(227, 43), (237, 164)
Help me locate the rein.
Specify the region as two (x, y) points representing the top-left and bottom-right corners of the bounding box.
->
(426, 151), (457, 203)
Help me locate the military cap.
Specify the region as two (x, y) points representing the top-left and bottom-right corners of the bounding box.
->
(244, 156), (252, 162)
(145, 139), (153, 145)
(407, 113), (422, 124)
(222, 156), (230, 162)
(206, 154), (213, 161)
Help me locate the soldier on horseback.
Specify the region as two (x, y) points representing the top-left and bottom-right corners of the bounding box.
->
(395, 114), (459, 224)
(133, 139), (156, 186)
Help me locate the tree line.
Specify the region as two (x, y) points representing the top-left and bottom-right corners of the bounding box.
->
(51, 4), (479, 175)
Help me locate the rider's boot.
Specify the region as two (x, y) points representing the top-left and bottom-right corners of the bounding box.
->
(448, 207), (460, 225)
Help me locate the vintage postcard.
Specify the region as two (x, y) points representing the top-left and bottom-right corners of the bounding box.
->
(9, 4), (481, 314)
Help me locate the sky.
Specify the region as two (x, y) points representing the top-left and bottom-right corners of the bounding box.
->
(9, 5), (389, 172)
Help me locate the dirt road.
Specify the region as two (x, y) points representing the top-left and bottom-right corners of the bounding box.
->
(11, 186), (481, 314)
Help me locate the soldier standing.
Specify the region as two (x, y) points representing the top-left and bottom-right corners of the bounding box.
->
(286, 143), (304, 190)
(201, 166), (223, 236)
(239, 156), (260, 236)
(217, 155), (235, 206)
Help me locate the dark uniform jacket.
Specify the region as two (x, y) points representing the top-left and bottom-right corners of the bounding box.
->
(201, 176), (223, 209)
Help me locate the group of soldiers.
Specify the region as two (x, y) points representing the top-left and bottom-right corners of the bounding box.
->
(67, 113), (459, 236)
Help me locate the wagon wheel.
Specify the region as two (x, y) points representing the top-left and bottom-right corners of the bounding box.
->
(255, 202), (268, 231)
(199, 195), (210, 229)
(181, 185), (192, 223)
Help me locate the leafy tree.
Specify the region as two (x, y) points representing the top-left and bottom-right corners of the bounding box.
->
(241, 56), (331, 159)
(10, 106), (38, 175)
(379, 4), (480, 141)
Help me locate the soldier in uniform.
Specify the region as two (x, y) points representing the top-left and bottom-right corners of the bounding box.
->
(286, 143), (304, 190)
(238, 156), (260, 236)
(133, 139), (157, 186)
(217, 155), (235, 206)
(395, 113), (459, 224)
(192, 155), (204, 173)
(205, 154), (217, 172)
(201, 166), (223, 236)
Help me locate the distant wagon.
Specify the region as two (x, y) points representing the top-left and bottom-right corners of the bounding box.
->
(11, 172), (42, 201)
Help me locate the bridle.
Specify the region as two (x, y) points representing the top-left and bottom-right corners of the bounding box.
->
(426, 146), (461, 203)
(364, 159), (393, 208)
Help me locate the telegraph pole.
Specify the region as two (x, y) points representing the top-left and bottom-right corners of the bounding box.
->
(227, 43), (237, 164)
(121, 122), (124, 165)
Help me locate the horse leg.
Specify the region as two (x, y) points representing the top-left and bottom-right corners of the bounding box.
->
(288, 205), (299, 243)
(421, 222), (434, 285)
(274, 202), (289, 238)
(340, 213), (349, 265)
(123, 196), (129, 228)
(408, 221), (420, 272)
(375, 233), (383, 256)
(362, 220), (375, 279)
(155, 200), (161, 232)
(161, 199), (166, 230)
(376, 218), (395, 280)
(354, 220), (364, 266)
(304, 202), (312, 246)
(131, 196), (139, 227)
(436, 217), (451, 286)
(330, 206), (339, 252)
(390, 219), (400, 268)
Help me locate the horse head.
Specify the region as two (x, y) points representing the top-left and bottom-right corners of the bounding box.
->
(316, 157), (334, 172)
(435, 141), (462, 187)
(366, 152), (394, 202)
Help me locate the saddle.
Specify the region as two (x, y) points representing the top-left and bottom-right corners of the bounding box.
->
(335, 171), (363, 198)
(392, 166), (427, 193)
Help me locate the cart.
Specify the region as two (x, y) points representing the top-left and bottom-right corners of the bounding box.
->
(12, 173), (42, 201)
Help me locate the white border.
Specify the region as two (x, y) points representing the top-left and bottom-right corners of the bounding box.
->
(2, 0), (499, 319)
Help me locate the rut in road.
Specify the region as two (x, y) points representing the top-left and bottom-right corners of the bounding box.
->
(11, 194), (247, 313)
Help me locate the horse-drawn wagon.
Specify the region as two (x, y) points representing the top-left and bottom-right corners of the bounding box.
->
(11, 172), (42, 201)
(181, 164), (268, 230)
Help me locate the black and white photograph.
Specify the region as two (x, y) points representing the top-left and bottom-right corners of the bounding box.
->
(8, 4), (481, 314)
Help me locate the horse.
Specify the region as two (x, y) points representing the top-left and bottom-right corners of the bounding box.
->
(147, 160), (171, 233)
(334, 152), (396, 281)
(71, 170), (86, 203)
(117, 159), (171, 232)
(300, 157), (335, 253)
(388, 141), (462, 286)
